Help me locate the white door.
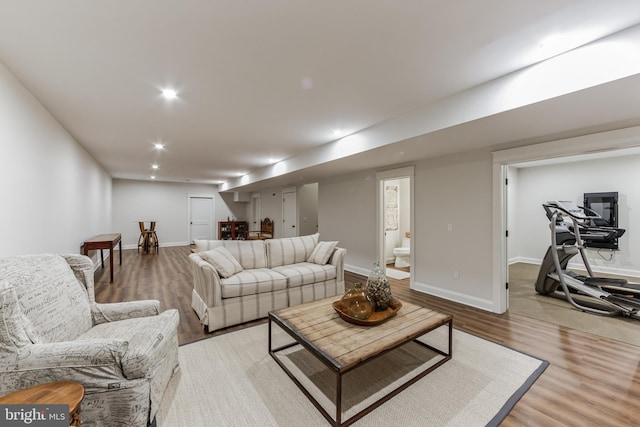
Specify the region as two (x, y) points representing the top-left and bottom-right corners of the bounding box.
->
(283, 190), (297, 237)
(250, 193), (261, 232)
(189, 196), (214, 243)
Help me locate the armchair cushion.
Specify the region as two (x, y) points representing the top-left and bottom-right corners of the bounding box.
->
(200, 246), (244, 278)
(0, 254), (92, 343)
(14, 339), (128, 372)
(79, 309), (179, 380)
(307, 241), (339, 265)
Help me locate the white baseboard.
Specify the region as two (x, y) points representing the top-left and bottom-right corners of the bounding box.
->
(411, 280), (495, 312)
(121, 241), (189, 251)
(346, 264), (495, 312)
(345, 264), (371, 278)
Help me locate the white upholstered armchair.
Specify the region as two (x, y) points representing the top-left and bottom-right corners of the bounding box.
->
(0, 254), (180, 427)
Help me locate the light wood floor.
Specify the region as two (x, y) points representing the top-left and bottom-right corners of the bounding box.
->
(94, 246), (640, 426)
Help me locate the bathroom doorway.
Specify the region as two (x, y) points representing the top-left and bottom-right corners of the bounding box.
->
(376, 167), (414, 283)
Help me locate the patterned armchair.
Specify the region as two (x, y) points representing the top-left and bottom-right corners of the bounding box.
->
(0, 254), (179, 427)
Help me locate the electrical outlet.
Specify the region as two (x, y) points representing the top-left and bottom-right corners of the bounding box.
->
(448, 224), (453, 232)
(453, 270), (459, 279)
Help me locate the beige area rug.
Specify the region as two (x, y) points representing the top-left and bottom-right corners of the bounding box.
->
(509, 263), (640, 347)
(157, 323), (547, 427)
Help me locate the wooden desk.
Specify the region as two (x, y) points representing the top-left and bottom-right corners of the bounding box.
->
(0, 381), (85, 426)
(83, 233), (122, 283)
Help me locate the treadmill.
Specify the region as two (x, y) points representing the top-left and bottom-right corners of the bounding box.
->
(534, 200), (640, 319)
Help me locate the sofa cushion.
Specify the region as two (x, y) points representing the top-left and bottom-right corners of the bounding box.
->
(78, 309), (179, 380)
(307, 241), (338, 265)
(0, 280), (32, 352)
(0, 254), (92, 343)
(200, 246), (243, 278)
(266, 233), (319, 268)
(271, 262), (337, 288)
(220, 269), (288, 298)
(194, 240), (267, 270)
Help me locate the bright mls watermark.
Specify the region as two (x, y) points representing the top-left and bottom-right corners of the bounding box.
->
(1, 405), (68, 426)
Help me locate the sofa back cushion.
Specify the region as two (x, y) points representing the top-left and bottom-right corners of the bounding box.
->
(0, 254), (92, 343)
(194, 240), (267, 270)
(267, 233), (320, 268)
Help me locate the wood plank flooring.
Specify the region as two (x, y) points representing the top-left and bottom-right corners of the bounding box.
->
(94, 246), (640, 426)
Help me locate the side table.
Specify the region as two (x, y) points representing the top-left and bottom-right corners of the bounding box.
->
(0, 381), (85, 426)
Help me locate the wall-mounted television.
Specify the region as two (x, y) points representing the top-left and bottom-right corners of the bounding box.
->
(583, 191), (619, 250)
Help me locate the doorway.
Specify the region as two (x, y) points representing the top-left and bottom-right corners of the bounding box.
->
(492, 125), (640, 315)
(376, 167), (414, 284)
(188, 195), (214, 243)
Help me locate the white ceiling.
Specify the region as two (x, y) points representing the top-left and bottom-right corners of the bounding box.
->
(1, 1), (640, 191)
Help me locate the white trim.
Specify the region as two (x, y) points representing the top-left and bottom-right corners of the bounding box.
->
(492, 125), (640, 315)
(412, 280), (495, 312)
(122, 241), (189, 251)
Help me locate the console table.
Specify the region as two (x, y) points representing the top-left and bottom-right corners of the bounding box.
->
(83, 233), (122, 283)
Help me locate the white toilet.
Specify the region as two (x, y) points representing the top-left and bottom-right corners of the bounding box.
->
(393, 236), (411, 268)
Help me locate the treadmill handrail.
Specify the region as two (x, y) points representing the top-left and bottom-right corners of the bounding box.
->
(543, 201), (599, 221)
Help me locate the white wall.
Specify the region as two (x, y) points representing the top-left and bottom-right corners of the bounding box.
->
(511, 154), (640, 277)
(319, 150), (495, 309)
(0, 60), (112, 257)
(298, 183), (318, 236)
(319, 170), (377, 270)
(112, 179), (238, 247)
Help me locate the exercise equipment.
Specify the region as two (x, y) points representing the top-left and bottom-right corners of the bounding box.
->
(534, 200), (640, 319)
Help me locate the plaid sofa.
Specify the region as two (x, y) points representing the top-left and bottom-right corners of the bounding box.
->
(0, 254), (180, 427)
(190, 233), (346, 332)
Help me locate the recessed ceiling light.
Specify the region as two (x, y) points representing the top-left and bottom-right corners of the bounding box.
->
(151, 164), (159, 169)
(150, 176), (156, 180)
(154, 143), (165, 150)
(332, 129), (342, 137)
(161, 89), (177, 100)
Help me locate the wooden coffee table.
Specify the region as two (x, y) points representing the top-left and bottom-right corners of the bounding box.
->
(0, 381), (85, 426)
(269, 297), (452, 426)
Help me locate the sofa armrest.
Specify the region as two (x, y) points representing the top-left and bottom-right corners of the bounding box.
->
(13, 339), (128, 372)
(189, 253), (223, 307)
(329, 247), (346, 283)
(91, 301), (160, 325)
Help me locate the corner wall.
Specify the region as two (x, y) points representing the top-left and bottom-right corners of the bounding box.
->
(0, 60), (112, 257)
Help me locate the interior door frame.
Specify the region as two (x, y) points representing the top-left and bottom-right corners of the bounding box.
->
(376, 166), (414, 285)
(187, 194), (215, 243)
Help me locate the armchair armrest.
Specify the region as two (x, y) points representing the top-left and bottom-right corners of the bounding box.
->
(91, 301), (160, 325)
